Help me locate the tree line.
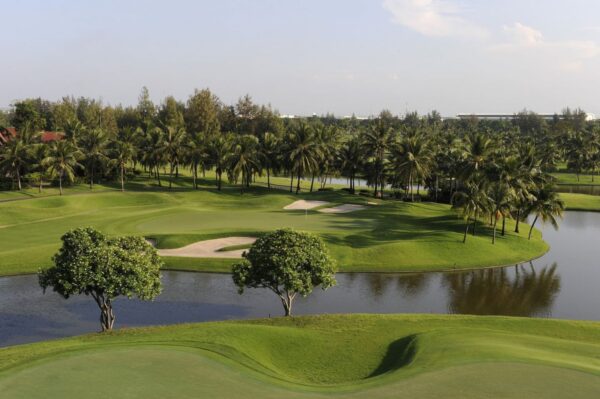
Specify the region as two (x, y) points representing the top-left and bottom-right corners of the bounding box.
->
(2, 87), (585, 242)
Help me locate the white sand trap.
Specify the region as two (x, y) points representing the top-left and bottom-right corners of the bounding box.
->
(283, 200), (330, 210)
(318, 204), (366, 214)
(158, 237), (256, 258)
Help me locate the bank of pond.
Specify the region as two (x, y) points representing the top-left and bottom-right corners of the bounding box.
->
(1, 211), (599, 347)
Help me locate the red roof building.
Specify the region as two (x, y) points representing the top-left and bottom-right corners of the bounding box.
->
(40, 131), (65, 143)
(0, 128), (63, 145)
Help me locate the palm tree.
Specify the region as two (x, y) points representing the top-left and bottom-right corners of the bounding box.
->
(111, 139), (136, 192)
(488, 182), (514, 244)
(62, 119), (85, 145)
(362, 120), (393, 197)
(208, 134), (232, 191)
(0, 138), (29, 190)
(43, 141), (82, 195)
(31, 143), (48, 193)
(258, 132), (279, 189)
(389, 132), (433, 201)
(460, 132), (494, 181)
(228, 134), (260, 191)
(79, 128), (109, 189)
(288, 123), (321, 194)
(162, 125), (186, 189)
(185, 132), (209, 190)
(527, 186), (565, 240)
(452, 180), (491, 243)
(339, 137), (362, 193)
(144, 126), (166, 186)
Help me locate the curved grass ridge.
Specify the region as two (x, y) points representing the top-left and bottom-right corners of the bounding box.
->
(1, 314), (599, 398)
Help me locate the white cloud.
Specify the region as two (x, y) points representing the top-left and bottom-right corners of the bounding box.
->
(504, 22), (543, 45)
(493, 22), (600, 71)
(382, 0), (488, 39)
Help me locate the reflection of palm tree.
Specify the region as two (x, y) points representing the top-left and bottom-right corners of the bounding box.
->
(395, 273), (429, 296)
(366, 274), (393, 298)
(443, 263), (560, 317)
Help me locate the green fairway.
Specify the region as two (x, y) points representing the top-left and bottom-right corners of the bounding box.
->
(0, 176), (547, 276)
(559, 192), (600, 212)
(1, 314), (599, 398)
(553, 171), (600, 186)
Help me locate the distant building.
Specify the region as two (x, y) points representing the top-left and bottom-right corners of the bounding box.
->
(456, 113), (596, 121)
(0, 127), (64, 146)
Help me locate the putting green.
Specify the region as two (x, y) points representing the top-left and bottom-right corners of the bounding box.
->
(0, 175), (547, 276)
(1, 315), (599, 398)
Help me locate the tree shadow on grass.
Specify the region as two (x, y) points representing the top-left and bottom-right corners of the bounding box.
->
(316, 202), (504, 248)
(368, 334), (419, 378)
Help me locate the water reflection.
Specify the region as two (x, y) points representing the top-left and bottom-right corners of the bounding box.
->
(443, 263), (560, 316)
(2, 211), (600, 347)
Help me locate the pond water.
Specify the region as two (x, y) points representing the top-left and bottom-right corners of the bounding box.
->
(1, 211), (599, 347)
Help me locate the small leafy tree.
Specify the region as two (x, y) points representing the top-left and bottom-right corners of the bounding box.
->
(232, 229), (336, 316)
(39, 228), (162, 331)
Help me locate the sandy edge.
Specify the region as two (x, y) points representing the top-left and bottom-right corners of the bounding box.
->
(158, 237), (257, 258)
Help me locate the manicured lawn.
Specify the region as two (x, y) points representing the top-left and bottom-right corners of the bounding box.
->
(0, 314), (599, 398)
(0, 175), (547, 276)
(560, 193), (600, 212)
(553, 171), (600, 185)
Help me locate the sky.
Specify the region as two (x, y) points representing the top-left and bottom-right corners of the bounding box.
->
(2, 0), (600, 117)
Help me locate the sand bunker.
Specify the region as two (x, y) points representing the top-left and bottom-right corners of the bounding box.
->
(158, 237), (257, 258)
(319, 204), (366, 214)
(283, 200), (330, 210)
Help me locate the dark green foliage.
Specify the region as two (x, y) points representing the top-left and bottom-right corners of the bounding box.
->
(38, 227), (162, 331)
(232, 229), (336, 316)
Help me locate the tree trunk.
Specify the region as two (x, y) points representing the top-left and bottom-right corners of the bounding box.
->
(39, 176), (43, 193)
(463, 220), (469, 243)
(193, 163), (198, 189)
(16, 169), (22, 191)
(59, 171), (63, 196)
(156, 166), (162, 187)
(290, 173), (294, 193)
(310, 173), (315, 193)
(528, 214), (539, 240)
(92, 293), (116, 332)
(90, 164), (94, 189)
(501, 215), (506, 236)
(514, 209), (520, 233)
(296, 170), (302, 194)
(267, 167), (271, 189)
(120, 164), (125, 192)
(280, 292), (295, 316)
(492, 217), (498, 244)
(472, 211), (477, 236)
(410, 173), (414, 202)
(217, 169), (222, 190)
(169, 162), (173, 189)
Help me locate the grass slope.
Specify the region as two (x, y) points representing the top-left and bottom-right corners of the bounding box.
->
(0, 314), (599, 398)
(560, 192), (600, 212)
(0, 175), (547, 276)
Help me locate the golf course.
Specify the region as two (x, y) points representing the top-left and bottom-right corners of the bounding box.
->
(1, 314), (599, 398)
(0, 175), (548, 276)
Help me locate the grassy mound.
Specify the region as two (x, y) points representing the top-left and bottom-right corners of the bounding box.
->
(1, 315), (599, 398)
(0, 176), (547, 276)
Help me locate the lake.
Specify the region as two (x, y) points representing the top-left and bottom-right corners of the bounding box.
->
(1, 211), (599, 347)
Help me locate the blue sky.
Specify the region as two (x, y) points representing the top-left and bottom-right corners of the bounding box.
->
(2, 0), (600, 116)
